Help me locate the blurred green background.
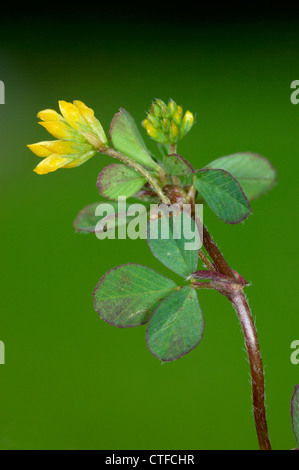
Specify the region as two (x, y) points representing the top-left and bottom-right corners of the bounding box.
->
(0, 14), (298, 450)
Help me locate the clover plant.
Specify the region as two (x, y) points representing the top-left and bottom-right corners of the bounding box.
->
(28, 98), (298, 450)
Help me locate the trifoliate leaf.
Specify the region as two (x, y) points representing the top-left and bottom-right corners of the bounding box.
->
(146, 285), (204, 361)
(205, 152), (276, 201)
(147, 208), (200, 278)
(194, 169), (251, 224)
(93, 264), (176, 327)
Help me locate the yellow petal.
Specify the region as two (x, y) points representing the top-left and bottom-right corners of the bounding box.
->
(39, 121), (85, 141)
(58, 100), (88, 132)
(73, 100), (95, 122)
(177, 105), (183, 116)
(33, 155), (74, 174)
(142, 118), (156, 136)
(73, 100), (107, 144)
(27, 142), (52, 157)
(37, 109), (64, 122)
(181, 110), (194, 137)
(62, 150), (96, 168)
(40, 140), (92, 155)
(142, 119), (163, 140)
(182, 110), (194, 126)
(173, 107), (183, 126)
(170, 121), (179, 139)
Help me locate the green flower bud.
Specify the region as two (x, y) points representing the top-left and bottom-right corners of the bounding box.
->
(142, 98), (195, 145)
(168, 99), (177, 117)
(173, 107), (183, 126)
(169, 121), (180, 143)
(162, 118), (170, 132)
(181, 110), (195, 137)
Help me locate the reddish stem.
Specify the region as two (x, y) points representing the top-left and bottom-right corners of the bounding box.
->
(200, 222), (271, 449)
(156, 176), (271, 449)
(227, 290), (271, 450)
(202, 226), (233, 278)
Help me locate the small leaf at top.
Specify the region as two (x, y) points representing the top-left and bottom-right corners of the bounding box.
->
(93, 263), (176, 327)
(147, 207), (201, 278)
(97, 164), (146, 200)
(110, 108), (157, 169)
(146, 285), (204, 361)
(163, 153), (194, 185)
(291, 385), (299, 447)
(194, 169), (251, 224)
(205, 152), (276, 201)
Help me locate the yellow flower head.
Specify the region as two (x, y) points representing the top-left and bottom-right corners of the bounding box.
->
(142, 99), (195, 145)
(28, 100), (107, 174)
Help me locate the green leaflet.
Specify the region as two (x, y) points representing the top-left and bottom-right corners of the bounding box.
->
(163, 154), (194, 185)
(147, 208), (200, 278)
(97, 164), (146, 200)
(110, 108), (157, 170)
(205, 152), (276, 201)
(73, 198), (149, 234)
(194, 169), (251, 224)
(291, 385), (299, 448)
(146, 285), (204, 361)
(93, 264), (176, 327)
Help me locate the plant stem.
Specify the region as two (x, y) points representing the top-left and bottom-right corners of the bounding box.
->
(227, 289), (271, 450)
(191, 196), (271, 449)
(186, 184), (197, 203)
(198, 250), (215, 271)
(202, 225), (233, 278)
(200, 223), (271, 449)
(99, 147), (170, 205)
(169, 143), (177, 154)
(108, 148), (271, 449)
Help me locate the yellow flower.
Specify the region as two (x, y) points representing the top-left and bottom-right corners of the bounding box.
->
(28, 100), (107, 174)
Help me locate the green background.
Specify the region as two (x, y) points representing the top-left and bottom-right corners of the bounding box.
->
(0, 15), (298, 450)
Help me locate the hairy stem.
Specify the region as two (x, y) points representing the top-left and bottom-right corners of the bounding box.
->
(202, 225), (233, 278)
(99, 147), (170, 205)
(198, 250), (215, 271)
(227, 290), (271, 450)
(186, 184), (197, 203)
(104, 147), (271, 449)
(192, 197), (271, 449)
